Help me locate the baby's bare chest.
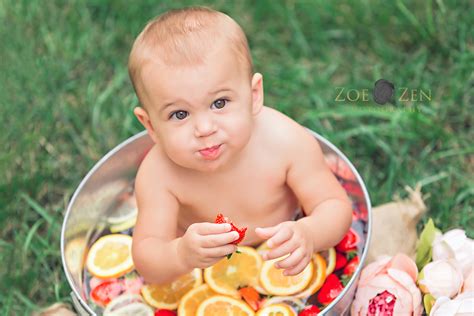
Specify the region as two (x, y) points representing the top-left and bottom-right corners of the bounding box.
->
(173, 161), (299, 235)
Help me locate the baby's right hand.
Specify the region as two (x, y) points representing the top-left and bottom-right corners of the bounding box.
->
(177, 222), (240, 269)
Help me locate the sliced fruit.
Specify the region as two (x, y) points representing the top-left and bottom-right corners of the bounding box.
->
(261, 296), (305, 310)
(177, 284), (216, 316)
(295, 253), (327, 298)
(204, 246), (262, 297)
(141, 268), (202, 310)
(259, 256), (314, 296)
(238, 286), (261, 311)
(103, 294), (153, 315)
(107, 192), (138, 224)
(317, 273), (344, 305)
(86, 234), (134, 279)
(255, 303), (296, 316)
(110, 215), (137, 233)
(299, 305), (321, 316)
(322, 248), (336, 275)
(90, 279), (123, 307)
(196, 295), (255, 316)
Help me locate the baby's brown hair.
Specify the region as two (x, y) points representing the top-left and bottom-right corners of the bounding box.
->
(128, 7), (253, 108)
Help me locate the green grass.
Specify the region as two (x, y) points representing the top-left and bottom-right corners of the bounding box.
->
(1, 0), (472, 314)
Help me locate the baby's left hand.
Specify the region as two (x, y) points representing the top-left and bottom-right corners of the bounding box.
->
(255, 221), (314, 276)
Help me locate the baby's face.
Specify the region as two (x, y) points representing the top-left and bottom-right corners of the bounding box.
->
(138, 46), (262, 173)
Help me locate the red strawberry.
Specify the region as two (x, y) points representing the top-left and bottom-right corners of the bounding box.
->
(299, 305), (320, 315)
(343, 255), (359, 276)
(154, 309), (176, 316)
(334, 252), (347, 271)
(335, 228), (360, 252)
(317, 274), (344, 305)
(215, 213), (247, 245)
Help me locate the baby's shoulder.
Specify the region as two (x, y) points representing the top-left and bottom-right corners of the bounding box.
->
(135, 144), (173, 190)
(258, 106), (316, 150)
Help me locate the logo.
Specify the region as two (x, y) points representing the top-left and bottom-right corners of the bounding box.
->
(334, 79), (431, 107)
(373, 79), (395, 105)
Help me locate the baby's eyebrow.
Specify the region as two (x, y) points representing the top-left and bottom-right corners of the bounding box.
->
(208, 88), (233, 95)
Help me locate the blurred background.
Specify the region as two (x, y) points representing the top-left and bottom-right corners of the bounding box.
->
(0, 0), (472, 314)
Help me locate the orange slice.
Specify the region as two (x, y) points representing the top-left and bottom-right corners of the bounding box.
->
(204, 246), (262, 297)
(196, 295), (255, 316)
(86, 234), (134, 278)
(259, 256), (314, 296)
(295, 253), (327, 298)
(141, 268), (202, 310)
(256, 303), (296, 316)
(177, 284), (216, 316)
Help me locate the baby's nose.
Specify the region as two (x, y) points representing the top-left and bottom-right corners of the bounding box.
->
(194, 115), (217, 138)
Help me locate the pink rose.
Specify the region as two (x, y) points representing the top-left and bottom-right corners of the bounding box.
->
(418, 259), (463, 299)
(351, 254), (423, 315)
(462, 267), (474, 293)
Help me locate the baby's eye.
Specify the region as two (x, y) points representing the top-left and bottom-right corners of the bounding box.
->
(170, 110), (188, 120)
(211, 98), (228, 109)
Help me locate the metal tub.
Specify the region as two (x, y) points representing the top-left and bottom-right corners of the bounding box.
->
(61, 129), (371, 315)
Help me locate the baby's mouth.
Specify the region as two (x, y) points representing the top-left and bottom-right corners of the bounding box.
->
(198, 144), (222, 159)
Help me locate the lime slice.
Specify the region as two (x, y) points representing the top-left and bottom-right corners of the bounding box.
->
(110, 216), (137, 233)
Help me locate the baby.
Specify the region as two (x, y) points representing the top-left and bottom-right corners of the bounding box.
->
(128, 7), (352, 285)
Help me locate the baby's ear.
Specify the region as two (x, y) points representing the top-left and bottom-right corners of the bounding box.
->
(133, 107), (159, 143)
(251, 73), (264, 115)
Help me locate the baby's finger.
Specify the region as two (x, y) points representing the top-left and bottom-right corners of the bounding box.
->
(205, 244), (237, 258)
(267, 226), (293, 248)
(283, 258), (310, 276)
(202, 231), (240, 248)
(274, 248), (305, 269)
(263, 239), (298, 260)
(195, 222), (232, 235)
(255, 223), (282, 239)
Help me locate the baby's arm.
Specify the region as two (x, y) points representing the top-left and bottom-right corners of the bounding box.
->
(132, 153), (189, 284)
(132, 148), (239, 284)
(256, 124), (352, 275)
(285, 131), (353, 250)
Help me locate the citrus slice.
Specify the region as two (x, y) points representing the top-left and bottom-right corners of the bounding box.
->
(141, 268), (202, 310)
(261, 296), (305, 310)
(196, 295), (255, 316)
(321, 247), (336, 276)
(104, 294), (154, 316)
(295, 253), (327, 298)
(204, 246), (262, 297)
(86, 234), (134, 279)
(256, 303), (296, 316)
(178, 284), (216, 316)
(109, 215), (137, 233)
(259, 256), (314, 296)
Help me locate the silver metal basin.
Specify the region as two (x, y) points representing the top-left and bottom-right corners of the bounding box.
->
(61, 129), (371, 315)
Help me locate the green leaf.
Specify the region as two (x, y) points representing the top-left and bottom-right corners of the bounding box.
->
(415, 218), (437, 271)
(423, 293), (435, 315)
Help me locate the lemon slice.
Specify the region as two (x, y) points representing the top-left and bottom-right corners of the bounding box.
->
(178, 284), (216, 316)
(141, 268), (202, 310)
(86, 234), (134, 279)
(196, 295), (255, 316)
(256, 303), (296, 316)
(204, 246), (262, 297)
(259, 256), (314, 296)
(321, 247), (336, 276)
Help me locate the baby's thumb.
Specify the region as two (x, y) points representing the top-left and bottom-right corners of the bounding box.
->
(255, 224), (281, 239)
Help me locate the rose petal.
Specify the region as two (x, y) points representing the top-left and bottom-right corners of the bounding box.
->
(388, 253), (418, 282)
(358, 256), (391, 287)
(387, 268), (422, 315)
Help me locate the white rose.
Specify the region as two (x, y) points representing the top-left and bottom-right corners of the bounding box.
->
(432, 229), (474, 278)
(430, 292), (474, 316)
(419, 259), (463, 299)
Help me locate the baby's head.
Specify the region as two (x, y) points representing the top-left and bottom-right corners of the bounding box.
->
(129, 7), (264, 173)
